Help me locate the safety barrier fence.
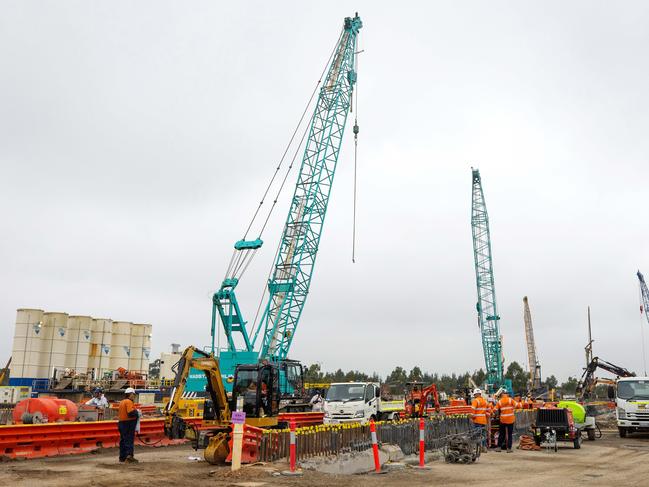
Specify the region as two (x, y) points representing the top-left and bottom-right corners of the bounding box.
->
(0, 410), (536, 462)
(258, 411), (535, 463)
(0, 417), (202, 460)
(258, 415), (477, 462)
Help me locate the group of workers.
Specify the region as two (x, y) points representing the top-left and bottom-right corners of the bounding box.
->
(84, 383), (526, 464)
(470, 388), (527, 453)
(84, 387), (141, 464)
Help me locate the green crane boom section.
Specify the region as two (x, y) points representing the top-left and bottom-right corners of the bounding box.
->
(211, 14), (362, 376)
(471, 168), (505, 391)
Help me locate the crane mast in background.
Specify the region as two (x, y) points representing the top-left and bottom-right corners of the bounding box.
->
(636, 270), (649, 375)
(211, 14), (363, 383)
(523, 296), (542, 392)
(471, 168), (509, 392)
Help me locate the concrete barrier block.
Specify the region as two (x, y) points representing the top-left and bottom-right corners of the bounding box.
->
(380, 444), (405, 462)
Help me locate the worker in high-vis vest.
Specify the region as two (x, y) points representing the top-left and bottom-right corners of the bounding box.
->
(495, 391), (517, 452)
(470, 389), (489, 451)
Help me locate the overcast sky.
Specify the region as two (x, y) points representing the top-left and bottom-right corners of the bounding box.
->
(2, 1), (649, 382)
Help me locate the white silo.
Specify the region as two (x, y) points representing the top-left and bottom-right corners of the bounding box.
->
(89, 318), (113, 378)
(141, 324), (152, 373)
(65, 315), (93, 373)
(41, 312), (69, 378)
(128, 324), (145, 372)
(11, 309), (44, 378)
(110, 321), (133, 370)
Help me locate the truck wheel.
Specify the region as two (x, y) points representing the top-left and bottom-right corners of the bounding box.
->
(587, 428), (596, 441)
(573, 434), (582, 449)
(618, 427), (627, 438)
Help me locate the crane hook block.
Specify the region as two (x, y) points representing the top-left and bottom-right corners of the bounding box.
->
(347, 70), (357, 86)
(353, 123), (359, 135)
(234, 238), (264, 250)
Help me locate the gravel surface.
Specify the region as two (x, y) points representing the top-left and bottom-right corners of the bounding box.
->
(1, 431), (648, 486)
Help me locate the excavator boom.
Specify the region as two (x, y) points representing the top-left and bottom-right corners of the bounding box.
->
(165, 346), (230, 423)
(576, 356), (635, 400)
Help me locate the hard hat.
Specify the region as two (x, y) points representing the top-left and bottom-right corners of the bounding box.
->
(93, 387), (103, 394)
(473, 388), (482, 396)
(125, 387), (136, 394)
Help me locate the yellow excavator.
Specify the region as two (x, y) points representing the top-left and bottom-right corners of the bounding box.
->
(0, 357), (11, 386)
(163, 346), (307, 463)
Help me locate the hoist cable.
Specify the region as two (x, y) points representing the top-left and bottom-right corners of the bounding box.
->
(257, 117), (311, 237)
(241, 30), (343, 241)
(352, 43), (360, 264)
(250, 237), (283, 346)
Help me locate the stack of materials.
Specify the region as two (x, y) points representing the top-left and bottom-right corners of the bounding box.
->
(518, 435), (541, 451)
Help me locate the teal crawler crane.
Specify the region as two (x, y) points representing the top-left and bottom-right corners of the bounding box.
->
(211, 14), (363, 389)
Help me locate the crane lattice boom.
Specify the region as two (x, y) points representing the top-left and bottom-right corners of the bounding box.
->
(523, 296), (541, 391)
(211, 14), (362, 378)
(258, 16), (361, 360)
(471, 168), (504, 390)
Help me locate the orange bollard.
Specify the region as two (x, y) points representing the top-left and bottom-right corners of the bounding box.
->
(414, 417), (431, 469)
(419, 418), (425, 467)
(289, 420), (296, 472)
(370, 419), (381, 472)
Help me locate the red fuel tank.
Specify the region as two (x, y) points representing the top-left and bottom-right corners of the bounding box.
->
(13, 398), (79, 423)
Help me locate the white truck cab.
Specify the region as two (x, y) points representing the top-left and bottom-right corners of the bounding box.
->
(616, 377), (649, 437)
(323, 382), (403, 424)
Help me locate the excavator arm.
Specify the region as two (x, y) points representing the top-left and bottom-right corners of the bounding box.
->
(417, 384), (440, 416)
(164, 346), (231, 440)
(576, 356), (635, 400)
(0, 357), (10, 386)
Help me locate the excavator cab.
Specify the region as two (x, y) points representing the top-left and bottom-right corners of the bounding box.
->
(230, 360), (308, 417)
(231, 363), (280, 421)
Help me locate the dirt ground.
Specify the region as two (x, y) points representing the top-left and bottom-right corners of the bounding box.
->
(2, 431), (648, 487)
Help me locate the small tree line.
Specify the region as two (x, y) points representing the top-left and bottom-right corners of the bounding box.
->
(305, 361), (581, 396)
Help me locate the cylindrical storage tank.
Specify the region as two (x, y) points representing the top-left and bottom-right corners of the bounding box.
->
(110, 321), (132, 370)
(65, 316), (93, 373)
(88, 318), (112, 378)
(128, 324), (145, 372)
(141, 324), (152, 373)
(11, 309), (44, 378)
(40, 312), (69, 379)
(13, 398), (78, 423)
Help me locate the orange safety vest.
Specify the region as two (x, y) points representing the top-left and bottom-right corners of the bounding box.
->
(118, 398), (136, 422)
(471, 396), (489, 425)
(497, 396), (516, 424)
